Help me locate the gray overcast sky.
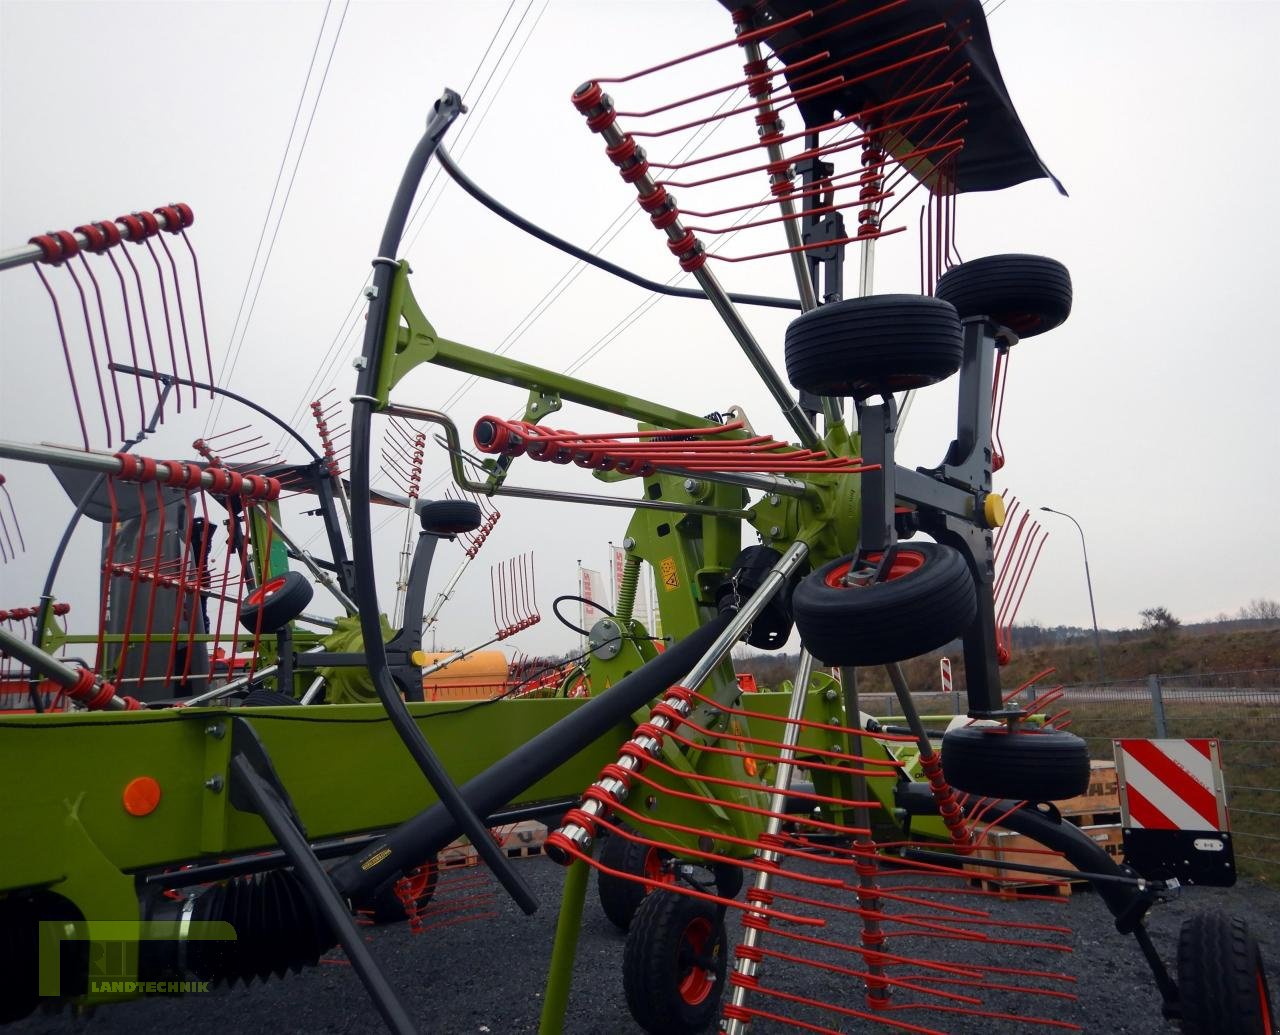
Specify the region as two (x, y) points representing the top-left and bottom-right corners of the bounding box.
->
(2, 0), (1278, 660)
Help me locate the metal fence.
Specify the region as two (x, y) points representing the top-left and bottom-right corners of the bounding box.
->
(865, 669), (1280, 879)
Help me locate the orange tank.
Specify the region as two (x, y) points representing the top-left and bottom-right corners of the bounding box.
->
(421, 650), (510, 702)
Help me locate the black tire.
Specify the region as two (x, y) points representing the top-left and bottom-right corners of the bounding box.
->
(792, 543), (976, 666)
(940, 724), (1091, 801)
(237, 571), (313, 633)
(624, 891), (728, 1035)
(241, 688), (299, 707)
(365, 862), (439, 925)
(933, 254), (1072, 338)
(419, 498), (482, 535)
(1178, 913), (1275, 1035)
(598, 831), (673, 932)
(784, 294), (963, 399)
(713, 862), (744, 901)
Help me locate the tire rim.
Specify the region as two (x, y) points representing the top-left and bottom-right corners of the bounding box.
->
(399, 863), (436, 901)
(245, 576), (286, 607)
(677, 916), (715, 1006)
(824, 549), (924, 589)
(643, 847), (673, 889)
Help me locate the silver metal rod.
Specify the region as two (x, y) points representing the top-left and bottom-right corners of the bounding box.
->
(332, 473), (354, 537)
(0, 626), (79, 687)
(0, 209), (185, 273)
(736, 33), (842, 435)
(423, 553), (474, 629)
(264, 514), (358, 615)
(0, 627), (132, 710)
(691, 274), (819, 451)
(885, 662), (935, 756)
(382, 405), (753, 519)
(724, 649), (815, 1034)
(418, 632), (504, 679)
(300, 675), (327, 705)
(680, 540), (809, 691)
(183, 664), (278, 705)
(555, 540), (810, 850)
(579, 94), (821, 451)
(661, 466), (807, 498)
(182, 643), (327, 706)
(739, 37), (818, 315)
(0, 439), (277, 499)
(297, 612), (339, 630)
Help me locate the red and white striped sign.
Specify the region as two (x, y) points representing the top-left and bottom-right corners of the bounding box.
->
(1114, 739), (1229, 832)
(939, 657), (953, 695)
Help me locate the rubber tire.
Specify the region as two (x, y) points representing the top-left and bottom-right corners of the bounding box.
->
(366, 862), (440, 925)
(598, 831), (672, 932)
(419, 498), (482, 535)
(713, 862), (744, 901)
(1178, 913), (1275, 1035)
(237, 570), (313, 633)
(940, 724), (1091, 801)
(792, 543), (976, 666)
(241, 688), (300, 707)
(784, 294), (963, 399)
(624, 890), (728, 1035)
(933, 254), (1072, 338)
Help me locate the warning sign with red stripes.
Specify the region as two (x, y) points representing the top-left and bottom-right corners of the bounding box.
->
(1114, 738), (1229, 832)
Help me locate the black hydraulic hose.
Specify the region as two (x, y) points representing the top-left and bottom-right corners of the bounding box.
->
(348, 89), (537, 915)
(435, 145), (803, 312)
(332, 610), (733, 900)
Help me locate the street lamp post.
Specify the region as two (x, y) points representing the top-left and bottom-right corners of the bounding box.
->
(1040, 506), (1106, 686)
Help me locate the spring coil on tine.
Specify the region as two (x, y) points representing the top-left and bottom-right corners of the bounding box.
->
(547, 687), (696, 855)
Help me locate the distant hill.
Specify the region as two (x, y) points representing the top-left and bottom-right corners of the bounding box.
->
(735, 623), (1280, 693)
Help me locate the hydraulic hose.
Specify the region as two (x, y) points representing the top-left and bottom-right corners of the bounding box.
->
(348, 88), (537, 914)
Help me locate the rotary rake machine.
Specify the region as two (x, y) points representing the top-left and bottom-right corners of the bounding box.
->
(0, 2), (1273, 1034)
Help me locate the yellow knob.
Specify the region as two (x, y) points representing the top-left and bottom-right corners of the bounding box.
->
(983, 493), (1006, 528)
(410, 650), (428, 667)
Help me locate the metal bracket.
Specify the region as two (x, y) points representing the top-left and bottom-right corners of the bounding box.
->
(523, 388), (562, 423)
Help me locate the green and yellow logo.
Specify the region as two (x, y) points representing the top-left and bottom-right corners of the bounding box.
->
(39, 920), (235, 998)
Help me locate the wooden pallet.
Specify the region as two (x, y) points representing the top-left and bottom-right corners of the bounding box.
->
(1057, 760), (1120, 819)
(969, 823), (1125, 898)
(973, 875), (1074, 900)
(437, 820), (549, 870)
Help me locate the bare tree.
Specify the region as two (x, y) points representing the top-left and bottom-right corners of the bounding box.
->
(1238, 598), (1280, 621)
(1140, 606), (1181, 637)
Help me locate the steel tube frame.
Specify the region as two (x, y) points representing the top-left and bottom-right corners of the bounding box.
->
(723, 649), (815, 1034)
(551, 540), (810, 854)
(383, 403), (759, 517)
(0, 210), (186, 272)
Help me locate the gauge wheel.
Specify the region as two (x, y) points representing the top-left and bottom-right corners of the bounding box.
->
(792, 543), (976, 666)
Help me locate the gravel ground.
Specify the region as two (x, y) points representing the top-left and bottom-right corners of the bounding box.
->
(12, 856), (1277, 1035)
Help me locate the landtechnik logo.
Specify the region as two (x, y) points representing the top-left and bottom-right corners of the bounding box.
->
(39, 919), (236, 997)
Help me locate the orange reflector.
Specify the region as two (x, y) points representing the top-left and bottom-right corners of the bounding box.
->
(122, 776), (162, 817)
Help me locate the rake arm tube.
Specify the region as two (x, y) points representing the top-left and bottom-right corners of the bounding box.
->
(330, 611), (733, 901)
